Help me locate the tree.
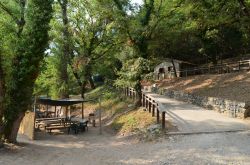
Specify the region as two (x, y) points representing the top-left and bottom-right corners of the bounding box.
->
(0, 0), (53, 143)
(113, 0), (168, 105)
(67, 0), (122, 98)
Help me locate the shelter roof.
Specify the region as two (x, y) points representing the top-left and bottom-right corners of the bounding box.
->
(37, 98), (88, 106)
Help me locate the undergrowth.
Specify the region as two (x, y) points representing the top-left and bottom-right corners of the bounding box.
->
(81, 85), (135, 119)
(111, 108), (156, 135)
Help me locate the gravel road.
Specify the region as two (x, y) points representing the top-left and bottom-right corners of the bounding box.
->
(1, 127), (250, 165)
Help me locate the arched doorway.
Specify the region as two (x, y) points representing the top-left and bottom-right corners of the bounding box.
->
(158, 68), (165, 80)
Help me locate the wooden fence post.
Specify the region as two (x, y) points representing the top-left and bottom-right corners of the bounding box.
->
(149, 99), (151, 113)
(162, 111), (166, 129)
(156, 108), (160, 123)
(141, 93), (144, 106)
(152, 101), (155, 117)
(142, 93), (145, 107)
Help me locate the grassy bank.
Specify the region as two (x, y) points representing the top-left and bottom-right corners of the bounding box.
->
(111, 108), (156, 135)
(71, 86), (136, 122)
(73, 86), (157, 137)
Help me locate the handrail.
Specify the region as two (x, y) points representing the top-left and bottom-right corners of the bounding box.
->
(142, 91), (166, 129)
(162, 59), (250, 78)
(123, 88), (167, 129)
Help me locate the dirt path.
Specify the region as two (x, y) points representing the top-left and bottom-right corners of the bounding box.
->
(1, 127), (250, 165)
(146, 93), (250, 134)
(1, 95), (250, 165)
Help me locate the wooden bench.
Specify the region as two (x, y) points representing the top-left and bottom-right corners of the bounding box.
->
(45, 125), (70, 133)
(36, 119), (66, 129)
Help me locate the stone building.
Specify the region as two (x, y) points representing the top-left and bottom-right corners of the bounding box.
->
(154, 59), (195, 80)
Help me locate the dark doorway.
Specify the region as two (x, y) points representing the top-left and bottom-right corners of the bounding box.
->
(158, 68), (165, 80)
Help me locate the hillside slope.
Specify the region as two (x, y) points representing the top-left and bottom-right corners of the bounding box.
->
(156, 71), (250, 102)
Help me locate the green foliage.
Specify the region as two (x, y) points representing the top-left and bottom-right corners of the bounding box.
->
(0, 0), (53, 142)
(115, 57), (150, 87)
(1, 0), (250, 143)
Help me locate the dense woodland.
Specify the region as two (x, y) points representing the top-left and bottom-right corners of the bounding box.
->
(0, 0), (249, 143)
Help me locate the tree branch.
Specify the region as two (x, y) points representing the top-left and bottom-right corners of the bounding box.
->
(0, 2), (19, 24)
(92, 41), (125, 62)
(237, 0), (250, 16)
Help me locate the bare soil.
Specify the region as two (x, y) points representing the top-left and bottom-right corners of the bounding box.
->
(1, 127), (250, 165)
(156, 71), (250, 102)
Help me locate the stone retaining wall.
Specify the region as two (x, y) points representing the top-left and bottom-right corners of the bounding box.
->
(154, 88), (250, 119)
(19, 111), (35, 140)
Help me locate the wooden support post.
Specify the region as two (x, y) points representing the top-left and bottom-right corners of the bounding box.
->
(152, 102), (155, 117)
(162, 111), (166, 129)
(81, 102), (84, 119)
(98, 98), (102, 135)
(146, 97), (148, 110)
(55, 106), (57, 117)
(143, 94), (145, 107)
(156, 109), (160, 123)
(142, 93), (144, 106)
(149, 99), (151, 113)
(65, 106), (69, 119)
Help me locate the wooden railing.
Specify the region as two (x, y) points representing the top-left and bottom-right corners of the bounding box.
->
(142, 92), (166, 129)
(173, 60), (250, 78)
(123, 87), (137, 99)
(123, 87), (167, 130)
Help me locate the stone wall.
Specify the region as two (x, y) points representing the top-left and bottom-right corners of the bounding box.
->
(19, 111), (35, 140)
(155, 88), (250, 119)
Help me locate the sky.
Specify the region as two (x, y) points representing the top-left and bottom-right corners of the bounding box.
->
(131, 0), (143, 5)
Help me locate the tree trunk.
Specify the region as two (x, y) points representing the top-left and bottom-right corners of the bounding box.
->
(58, 0), (70, 99)
(81, 81), (88, 99)
(135, 78), (142, 106)
(171, 58), (178, 78)
(0, 54), (5, 122)
(0, 54), (5, 141)
(88, 77), (95, 89)
(4, 112), (25, 143)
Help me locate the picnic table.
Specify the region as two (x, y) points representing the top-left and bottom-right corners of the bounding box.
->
(68, 118), (89, 134)
(35, 117), (66, 128)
